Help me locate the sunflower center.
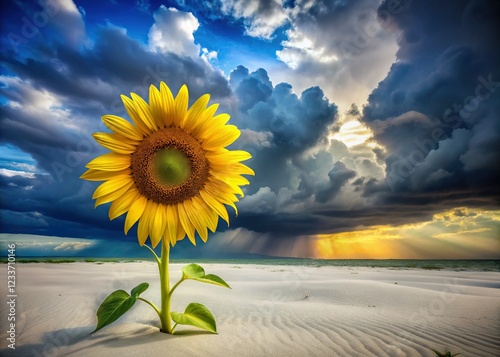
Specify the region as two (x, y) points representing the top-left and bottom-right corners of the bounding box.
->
(131, 127), (210, 205)
(152, 148), (191, 186)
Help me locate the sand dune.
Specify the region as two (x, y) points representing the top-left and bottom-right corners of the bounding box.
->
(1, 263), (499, 356)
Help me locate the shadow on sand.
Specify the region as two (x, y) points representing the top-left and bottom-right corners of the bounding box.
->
(3, 322), (216, 356)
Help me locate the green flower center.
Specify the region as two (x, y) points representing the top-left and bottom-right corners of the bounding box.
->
(152, 148), (192, 186)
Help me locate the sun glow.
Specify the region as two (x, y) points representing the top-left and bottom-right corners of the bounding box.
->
(314, 208), (500, 259)
(330, 119), (372, 147)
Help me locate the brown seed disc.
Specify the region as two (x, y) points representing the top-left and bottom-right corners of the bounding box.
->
(130, 127), (210, 205)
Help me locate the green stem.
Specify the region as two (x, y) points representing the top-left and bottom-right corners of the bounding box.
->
(159, 243), (173, 334)
(138, 297), (161, 319)
(170, 277), (184, 297)
(143, 244), (161, 269)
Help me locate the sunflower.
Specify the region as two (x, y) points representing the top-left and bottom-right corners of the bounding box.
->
(81, 82), (253, 248)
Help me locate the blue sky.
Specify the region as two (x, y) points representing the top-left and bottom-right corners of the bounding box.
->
(1, 0), (499, 259)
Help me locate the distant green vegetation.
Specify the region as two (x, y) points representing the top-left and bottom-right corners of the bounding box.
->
(0, 258), (78, 263)
(0, 257), (149, 264)
(0, 258), (498, 271)
(421, 265), (442, 270)
(84, 258), (121, 263)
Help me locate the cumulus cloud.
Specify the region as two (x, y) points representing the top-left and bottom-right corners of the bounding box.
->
(238, 187), (277, 213)
(227, 65), (339, 203)
(148, 6), (201, 57)
(0, 168), (35, 178)
(54, 241), (94, 251)
(230, 66), (338, 153)
(271, 0), (400, 111)
(220, 0), (288, 39)
(239, 129), (274, 149)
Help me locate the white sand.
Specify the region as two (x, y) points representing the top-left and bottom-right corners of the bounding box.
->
(1, 263), (499, 356)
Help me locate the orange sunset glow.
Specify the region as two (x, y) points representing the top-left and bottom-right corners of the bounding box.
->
(314, 208), (500, 259)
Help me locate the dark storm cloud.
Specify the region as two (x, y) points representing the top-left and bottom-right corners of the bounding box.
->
(234, 203), (432, 236)
(234, 0), (500, 238)
(361, 0), (500, 198)
(315, 162), (357, 203)
(1, 25), (231, 104)
(0, 173), (126, 238)
(230, 66), (338, 154)
(227, 65), (339, 195)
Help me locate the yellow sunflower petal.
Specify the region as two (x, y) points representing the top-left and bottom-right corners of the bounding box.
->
(121, 94), (150, 135)
(173, 84), (188, 127)
(192, 195), (218, 235)
(92, 176), (133, 199)
(80, 168), (131, 181)
(108, 187), (140, 220)
(183, 93), (210, 133)
(86, 153), (131, 171)
(190, 103), (219, 138)
(209, 176), (244, 197)
(231, 163), (255, 176)
(200, 115), (231, 138)
(92, 133), (137, 154)
(159, 82), (175, 127)
(206, 207), (219, 233)
(165, 204), (179, 246)
(137, 200), (154, 246)
(150, 203), (166, 248)
(197, 113), (231, 141)
(94, 180), (134, 207)
(124, 196), (147, 234)
(204, 181), (239, 215)
(175, 223), (186, 245)
(184, 198), (208, 243)
(209, 162), (255, 178)
(210, 170), (250, 186)
(206, 150), (252, 164)
(101, 115), (143, 141)
(148, 84), (166, 129)
(202, 125), (240, 150)
(130, 92), (158, 132)
(178, 202), (196, 245)
(200, 189), (229, 225)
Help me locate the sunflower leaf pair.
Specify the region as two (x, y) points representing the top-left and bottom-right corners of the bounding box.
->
(169, 264), (230, 334)
(92, 264), (229, 334)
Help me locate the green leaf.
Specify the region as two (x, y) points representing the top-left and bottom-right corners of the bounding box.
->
(171, 303), (217, 333)
(182, 263), (205, 279)
(181, 264), (231, 288)
(130, 282), (149, 297)
(193, 274), (231, 289)
(92, 290), (137, 333)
